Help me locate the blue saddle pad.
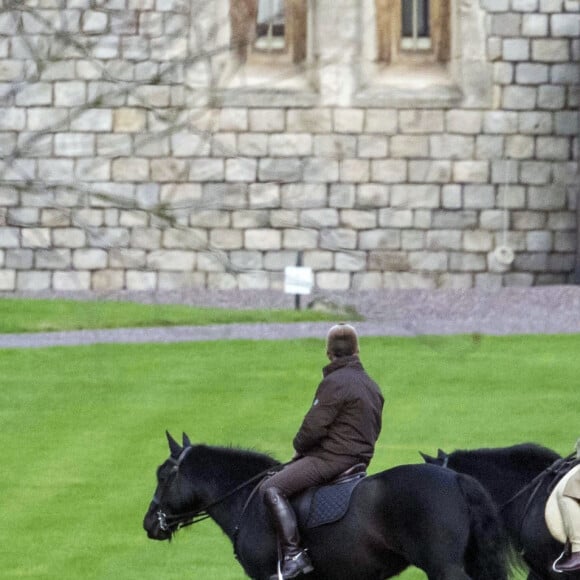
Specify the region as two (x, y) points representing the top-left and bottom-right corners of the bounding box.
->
(303, 473), (365, 529)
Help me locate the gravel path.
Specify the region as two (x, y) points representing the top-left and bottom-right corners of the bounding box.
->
(1, 286), (580, 348)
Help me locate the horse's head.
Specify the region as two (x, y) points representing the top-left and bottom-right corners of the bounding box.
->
(143, 431), (203, 541)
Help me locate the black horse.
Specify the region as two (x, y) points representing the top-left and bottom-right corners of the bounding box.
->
(143, 433), (509, 580)
(422, 443), (580, 580)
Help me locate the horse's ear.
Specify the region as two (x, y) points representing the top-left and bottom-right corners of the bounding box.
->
(182, 432), (192, 448)
(437, 448), (448, 460)
(420, 451), (435, 463)
(166, 431), (182, 457)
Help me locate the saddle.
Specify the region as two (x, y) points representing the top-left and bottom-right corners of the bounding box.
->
(293, 463), (367, 529)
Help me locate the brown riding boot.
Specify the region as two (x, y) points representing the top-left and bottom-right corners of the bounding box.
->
(553, 550), (580, 573)
(264, 487), (314, 579)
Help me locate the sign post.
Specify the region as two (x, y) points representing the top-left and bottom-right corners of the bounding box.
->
(284, 252), (313, 310)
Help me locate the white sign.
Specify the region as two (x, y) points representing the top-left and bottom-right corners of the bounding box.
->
(284, 266), (314, 295)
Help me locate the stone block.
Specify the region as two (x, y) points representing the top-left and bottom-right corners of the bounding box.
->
(336, 159), (368, 183)
(207, 273), (237, 290)
(6, 249), (33, 269)
(335, 251), (366, 271)
(474, 273), (503, 289)
(358, 135), (388, 158)
(491, 13), (521, 35)
(72, 248), (107, 269)
(226, 158), (258, 183)
(245, 229), (281, 250)
(512, 0), (539, 10)
(552, 64), (580, 85)
(502, 86), (537, 110)
(454, 162), (490, 183)
(53, 228), (86, 248)
(303, 250), (333, 270)
(316, 272), (351, 290)
(300, 209), (339, 228)
(358, 184), (389, 208)
(303, 158), (340, 182)
(238, 272), (270, 290)
(446, 111), (483, 134)
(399, 110), (444, 133)
(516, 63), (549, 84)
(219, 108), (248, 132)
(249, 183), (280, 209)
(15, 83), (52, 106)
(232, 210), (270, 229)
(505, 135), (535, 159)
(526, 231), (553, 251)
(390, 135), (429, 158)
(91, 270), (125, 291)
(259, 159), (302, 183)
(383, 272), (436, 288)
(264, 251), (301, 270)
(409, 251), (448, 271)
(430, 135), (474, 159)
(391, 185), (440, 208)
(432, 211), (478, 229)
(519, 112), (553, 134)
(269, 134), (313, 157)
(537, 86), (566, 110)
(340, 209), (377, 229)
(449, 252), (487, 271)
(528, 185), (567, 209)
(16, 271), (51, 291)
(54, 82), (86, 107)
(359, 229), (401, 250)
(151, 158), (189, 182)
(87, 227), (130, 248)
(438, 273), (474, 288)
(555, 112), (579, 135)
(368, 251), (410, 271)
(352, 272), (383, 289)
(71, 109), (114, 132)
(334, 109), (365, 133)
(378, 209), (413, 228)
(287, 109), (332, 133)
(189, 159), (225, 182)
(126, 270), (157, 290)
(111, 158), (149, 182)
(484, 111), (519, 134)
(536, 137), (570, 160)
(442, 185), (462, 209)
(314, 135), (357, 158)
(0, 108), (25, 130)
(54, 133), (95, 157)
(249, 109), (285, 132)
(520, 161), (551, 184)
(364, 109), (398, 134)
(427, 230), (462, 250)
(371, 160), (407, 183)
(329, 184), (356, 208)
(503, 38), (530, 61)
(551, 14), (580, 36)
(283, 228), (318, 249)
(522, 13), (549, 36)
(0, 269), (16, 290)
(554, 232), (576, 252)
(22, 228), (50, 249)
(147, 250), (196, 271)
(401, 231), (425, 250)
(320, 229), (358, 251)
(281, 184), (326, 209)
(464, 230), (494, 251)
(513, 211), (548, 229)
(532, 39), (570, 61)
(475, 136), (505, 160)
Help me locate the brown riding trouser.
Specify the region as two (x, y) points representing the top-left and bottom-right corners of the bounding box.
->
(261, 455), (359, 498)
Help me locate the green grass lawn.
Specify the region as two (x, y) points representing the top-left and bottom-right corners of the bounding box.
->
(0, 298), (345, 333)
(1, 333), (578, 579)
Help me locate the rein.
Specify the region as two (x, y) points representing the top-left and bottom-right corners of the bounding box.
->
(156, 451), (290, 534)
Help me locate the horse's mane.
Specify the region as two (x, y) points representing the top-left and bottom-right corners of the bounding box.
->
(188, 444), (281, 483)
(450, 442), (561, 474)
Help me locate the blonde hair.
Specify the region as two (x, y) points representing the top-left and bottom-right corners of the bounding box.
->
(326, 323), (359, 358)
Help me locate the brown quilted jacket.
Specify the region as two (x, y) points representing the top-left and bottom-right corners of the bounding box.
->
(293, 355), (384, 465)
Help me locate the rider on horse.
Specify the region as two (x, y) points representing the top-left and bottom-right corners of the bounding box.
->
(261, 323), (384, 579)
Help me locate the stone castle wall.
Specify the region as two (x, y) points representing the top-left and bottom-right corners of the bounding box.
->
(0, 0), (578, 292)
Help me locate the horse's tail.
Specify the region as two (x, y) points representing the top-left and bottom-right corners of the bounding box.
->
(456, 473), (509, 580)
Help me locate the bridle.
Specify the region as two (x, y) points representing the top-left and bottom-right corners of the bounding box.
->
(153, 447), (288, 535)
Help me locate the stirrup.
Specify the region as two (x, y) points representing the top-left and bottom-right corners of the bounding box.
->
(553, 549), (567, 574)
